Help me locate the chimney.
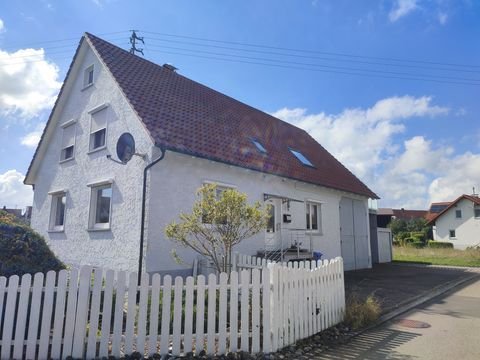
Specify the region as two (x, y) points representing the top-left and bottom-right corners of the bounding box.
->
(163, 64), (178, 72)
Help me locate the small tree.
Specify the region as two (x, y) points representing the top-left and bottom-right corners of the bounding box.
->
(165, 184), (270, 273)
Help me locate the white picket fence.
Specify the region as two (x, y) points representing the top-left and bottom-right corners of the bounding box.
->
(0, 258), (345, 359)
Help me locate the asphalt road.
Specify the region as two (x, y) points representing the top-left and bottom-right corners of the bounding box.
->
(318, 276), (480, 360)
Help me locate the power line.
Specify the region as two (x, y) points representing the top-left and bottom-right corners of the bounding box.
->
(140, 30), (480, 70)
(151, 49), (480, 86)
(145, 36), (480, 75)
(144, 43), (480, 84)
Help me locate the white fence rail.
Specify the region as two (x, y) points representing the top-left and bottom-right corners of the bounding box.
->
(0, 258), (345, 359)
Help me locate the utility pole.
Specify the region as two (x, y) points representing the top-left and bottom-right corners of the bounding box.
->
(129, 30), (144, 56)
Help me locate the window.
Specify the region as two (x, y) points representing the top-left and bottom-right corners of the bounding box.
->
(475, 207), (480, 218)
(306, 202), (322, 233)
(289, 148), (314, 167)
(83, 65), (94, 88)
(60, 123), (76, 161)
(449, 229), (456, 238)
(251, 138), (267, 154)
(89, 107), (107, 152)
(89, 184), (112, 230)
(49, 193), (66, 231)
(202, 182), (235, 224)
(455, 209), (462, 218)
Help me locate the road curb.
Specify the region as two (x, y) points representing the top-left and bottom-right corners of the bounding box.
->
(348, 272), (480, 340)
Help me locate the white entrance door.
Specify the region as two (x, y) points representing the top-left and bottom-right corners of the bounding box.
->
(265, 198), (282, 250)
(340, 197), (370, 270)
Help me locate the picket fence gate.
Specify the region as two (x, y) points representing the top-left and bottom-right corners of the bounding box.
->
(0, 257), (345, 360)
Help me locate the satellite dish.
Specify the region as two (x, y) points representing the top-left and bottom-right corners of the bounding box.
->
(116, 133), (136, 164)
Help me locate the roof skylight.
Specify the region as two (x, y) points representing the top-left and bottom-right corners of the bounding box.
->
(289, 149), (314, 167)
(251, 139), (267, 154)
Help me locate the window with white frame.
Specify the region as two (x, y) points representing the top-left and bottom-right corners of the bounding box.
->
(455, 209), (462, 218)
(306, 202), (322, 233)
(49, 192), (66, 231)
(89, 107), (107, 152)
(60, 123), (76, 161)
(83, 65), (94, 88)
(474, 206), (480, 218)
(89, 184), (112, 230)
(449, 229), (456, 238)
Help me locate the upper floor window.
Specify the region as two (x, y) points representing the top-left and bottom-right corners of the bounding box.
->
(89, 106), (108, 152)
(49, 192), (66, 232)
(89, 183), (112, 230)
(306, 201), (322, 233)
(83, 65), (94, 88)
(289, 148), (314, 167)
(60, 122), (76, 162)
(455, 209), (462, 218)
(474, 207), (480, 218)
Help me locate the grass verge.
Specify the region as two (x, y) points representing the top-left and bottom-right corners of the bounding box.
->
(393, 246), (480, 267)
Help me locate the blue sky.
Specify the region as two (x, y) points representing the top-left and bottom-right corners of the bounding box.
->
(0, 0), (479, 210)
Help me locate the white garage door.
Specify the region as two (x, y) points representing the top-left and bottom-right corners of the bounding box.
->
(340, 197), (370, 270)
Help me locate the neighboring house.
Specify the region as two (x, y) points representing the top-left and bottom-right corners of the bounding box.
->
(427, 194), (480, 249)
(24, 33), (378, 275)
(377, 208), (428, 228)
(1, 206), (32, 224)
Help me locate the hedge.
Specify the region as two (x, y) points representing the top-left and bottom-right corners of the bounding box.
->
(0, 210), (65, 277)
(407, 240), (425, 248)
(427, 240), (454, 249)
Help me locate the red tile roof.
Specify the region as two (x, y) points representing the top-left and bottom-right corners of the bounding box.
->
(426, 194), (480, 225)
(26, 33), (378, 199)
(87, 34), (378, 198)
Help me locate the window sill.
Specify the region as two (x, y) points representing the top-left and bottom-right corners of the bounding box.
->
(59, 157), (75, 164)
(306, 231), (323, 236)
(48, 229), (64, 233)
(88, 145), (107, 154)
(88, 227), (111, 232)
(81, 83), (94, 91)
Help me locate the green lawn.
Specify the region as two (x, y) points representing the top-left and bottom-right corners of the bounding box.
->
(393, 246), (480, 267)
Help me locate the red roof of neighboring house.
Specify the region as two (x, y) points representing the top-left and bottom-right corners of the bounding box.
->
(84, 33), (378, 199)
(426, 194), (480, 225)
(391, 209), (428, 220)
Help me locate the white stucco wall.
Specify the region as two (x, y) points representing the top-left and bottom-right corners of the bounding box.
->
(433, 198), (480, 249)
(145, 151), (370, 275)
(30, 42), (155, 272)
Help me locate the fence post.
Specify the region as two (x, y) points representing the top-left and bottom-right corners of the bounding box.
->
(262, 266), (271, 353)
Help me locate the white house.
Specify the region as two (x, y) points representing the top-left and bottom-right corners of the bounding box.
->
(24, 33), (378, 275)
(428, 194), (480, 249)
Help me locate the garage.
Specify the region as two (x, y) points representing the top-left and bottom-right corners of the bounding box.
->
(340, 197), (371, 270)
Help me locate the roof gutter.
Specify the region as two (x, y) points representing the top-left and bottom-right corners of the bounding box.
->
(138, 146), (166, 285)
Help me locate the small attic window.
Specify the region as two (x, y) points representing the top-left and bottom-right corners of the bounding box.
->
(83, 65), (94, 88)
(251, 138), (267, 154)
(289, 148), (314, 167)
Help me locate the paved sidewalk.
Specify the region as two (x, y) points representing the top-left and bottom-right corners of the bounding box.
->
(318, 276), (480, 359)
(344, 263), (476, 314)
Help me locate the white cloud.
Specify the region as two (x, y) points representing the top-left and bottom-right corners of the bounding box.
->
(0, 170), (33, 209)
(21, 129), (43, 148)
(0, 18), (5, 33)
(438, 12), (448, 25)
(0, 48), (61, 118)
(389, 0), (419, 22)
(271, 96), (471, 209)
(272, 96), (448, 182)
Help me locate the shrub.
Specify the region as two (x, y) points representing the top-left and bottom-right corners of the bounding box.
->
(427, 240), (454, 249)
(0, 210), (65, 277)
(344, 293), (381, 330)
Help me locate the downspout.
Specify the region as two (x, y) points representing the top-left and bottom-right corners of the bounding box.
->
(138, 145), (166, 285)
